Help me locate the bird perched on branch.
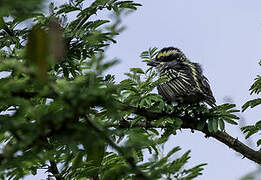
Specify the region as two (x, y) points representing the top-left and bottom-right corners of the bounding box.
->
(147, 47), (216, 108)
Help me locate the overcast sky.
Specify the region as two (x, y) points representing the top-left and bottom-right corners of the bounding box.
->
(27, 0), (261, 179)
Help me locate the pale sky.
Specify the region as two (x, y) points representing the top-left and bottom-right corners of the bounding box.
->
(26, 0), (261, 179)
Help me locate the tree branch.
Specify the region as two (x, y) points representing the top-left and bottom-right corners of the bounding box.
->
(205, 131), (261, 164)
(120, 104), (261, 165)
(4, 90), (261, 168)
(49, 160), (64, 180)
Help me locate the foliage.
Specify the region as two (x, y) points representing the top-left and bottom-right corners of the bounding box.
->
(0, 0), (247, 180)
(242, 63), (261, 147)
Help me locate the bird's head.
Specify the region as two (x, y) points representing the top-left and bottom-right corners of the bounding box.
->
(147, 47), (186, 67)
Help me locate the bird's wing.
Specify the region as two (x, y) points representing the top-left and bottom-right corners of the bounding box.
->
(199, 75), (216, 107)
(157, 61), (216, 107)
(191, 63), (216, 107)
(157, 62), (198, 102)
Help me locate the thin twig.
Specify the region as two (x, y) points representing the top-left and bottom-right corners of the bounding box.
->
(49, 160), (64, 180)
(65, 14), (91, 50)
(74, 14), (90, 32)
(84, 115), (149, 179)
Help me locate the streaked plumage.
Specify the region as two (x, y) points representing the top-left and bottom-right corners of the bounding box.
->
(147, 47), (216, 108)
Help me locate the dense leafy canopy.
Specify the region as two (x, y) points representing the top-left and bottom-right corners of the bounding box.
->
(0, 0), (259, 180)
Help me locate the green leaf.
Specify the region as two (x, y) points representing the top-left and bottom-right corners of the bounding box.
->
(140, 47), (158, 61)
(217, 103), (236, 110)
(119, 79), (137, 90)
(72, 152), (83, 169)
(255, 121), (261, 128)
(103, 164), (129, 180)
(257, 139), (261, 147)
(212, 119), (218, 132)
(243, 128), (258, 139)
(223, 117), (238, 125)
(196, 121), (206, 131)
(218, 119), (225, 131)
(130, 116), (143, 127)
(249, 76), (261, 95)
(130, 68), (144, 74)
(166, 146), (181, 158)
(0, 0), (45, 17)
(173, 118), (183, 128)
(30, 167), (37, 175)
(224, 113), (240, 120)
(208, 120), (214, 132)
(242, 98), (261, 112)
(56, 4), (80, 14)
(0, 17), (5, 29)
(148, 128), (159, 135)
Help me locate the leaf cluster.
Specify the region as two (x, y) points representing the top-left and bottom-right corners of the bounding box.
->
(241, 64), (261, 148)
(0, 1), (207, 180)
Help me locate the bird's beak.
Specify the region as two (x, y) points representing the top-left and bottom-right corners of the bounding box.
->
(147, 60), (159, 67)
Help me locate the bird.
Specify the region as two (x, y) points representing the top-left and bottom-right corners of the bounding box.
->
(147, 47), (216, 108)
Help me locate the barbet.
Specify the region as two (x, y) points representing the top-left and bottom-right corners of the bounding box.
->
(147, 47), (216, 108)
